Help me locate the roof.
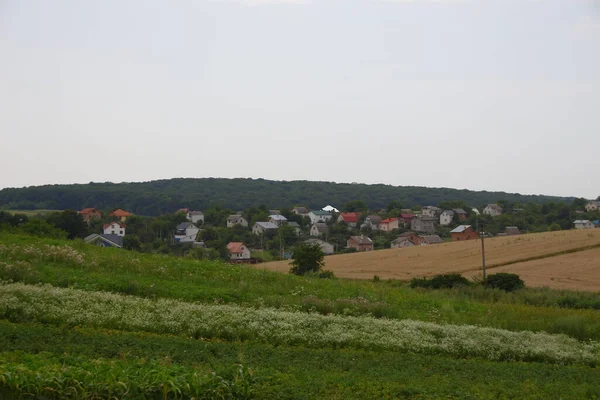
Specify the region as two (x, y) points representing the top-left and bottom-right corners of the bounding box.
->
(84, 233), (123, 248)
(304, 238), (331, 246)
(227, 242), (246, 254)
(399, 231), (417, 237)
(400, 213), (416, 219)
(176, 208), (190, 214)
(486, 204), (503, 211)
(254, 221), (278, 229)
(453, 208), (467, 214)
(340, 212), (360, 223)
(268, 210), (281, 215)
(110, 209), (132, 217)
(227, 214), (244, 221)
(574, 220), (591, 224)
(311, 210), (331, 216)
(414, 215), (437, 221)
(366, 215), (382, 223)
(442, 210), (455, 215)
(103, 221), (126, 229)
(423, 206), (442, 211)
(293, 207), (309, 214)
(80, 208), (99, 214)
(349, 236), (373, 245)
(505, 226), (520, 235)
(286, 221), (301, 228)
(391, 236), (411, 244)
(381, 217), (399, 224)
(189, 211), (204, 215)
(312, 223), (329, 233)
(269, 215), (288, 221)
(450, 225), (473, 233)
(322, 205), (339, 213)
(176, 222), (198, 230)
(419, 235), (444, 244)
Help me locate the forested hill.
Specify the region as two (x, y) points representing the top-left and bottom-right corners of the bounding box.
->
(0, 178), (573, 216)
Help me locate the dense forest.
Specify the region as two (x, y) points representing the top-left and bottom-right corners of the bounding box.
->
(0, 178), (574, 216)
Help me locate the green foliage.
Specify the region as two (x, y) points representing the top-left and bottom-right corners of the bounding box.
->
(289, 243), (325, 275)
(123, 235), (142, 251)
(548, 223), (561, 231)
(410, 274), (471, 289)
(46, 210), (88, 239)
(0, 178), (573, 215)
(486, 273), (525, 292)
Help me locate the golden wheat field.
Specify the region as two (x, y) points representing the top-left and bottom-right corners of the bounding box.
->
(263, 229), (600, 290)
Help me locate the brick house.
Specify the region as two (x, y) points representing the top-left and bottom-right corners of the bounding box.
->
(380, 218), (400, 232)
(411, 216), (436, 234)
(337, 212), (360, 228)
(347, 236), (374, 252)
(450, 225), (479, 241)
(79, 208), (102, 223)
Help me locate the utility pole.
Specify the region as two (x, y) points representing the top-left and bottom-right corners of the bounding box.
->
(480, 222), (487, 280)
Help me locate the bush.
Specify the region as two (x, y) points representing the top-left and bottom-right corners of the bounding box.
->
(318, 270), (336, 279)
(289, 243), (325, 276)
(485, 273), (524, 292)
(410, 274), (471, 289)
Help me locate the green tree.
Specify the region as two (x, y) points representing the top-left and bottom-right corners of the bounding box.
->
(343, 200), (368, 212)
(289, 243), (325, 275)
(123, 235), (142, 251)
(46, 210), (87, 239)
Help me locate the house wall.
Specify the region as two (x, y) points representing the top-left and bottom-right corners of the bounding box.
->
(585, 203), (599, 212)
(175, 227), (200, 243)
(230, 247), (251, 260)
(380, 220), (399, 232)
(189, 214), (204, 224)
(440, 213), (453, 226)
(347, 240), (373, 251)
(309, 213), (332, 224)
(103, 223), (125, 237)
(451, 229), (478, 241)
(411, 218), (436, 234)
(227, 218), (248, 228)
(574, 222), (594, 229)
(483, 207), (502, 216)
(391, 240), (414, 249)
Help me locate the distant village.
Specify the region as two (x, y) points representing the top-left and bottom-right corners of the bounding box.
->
(80, 199), (600, 262)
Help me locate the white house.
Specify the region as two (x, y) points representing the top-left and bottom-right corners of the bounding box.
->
(252, 221), (279, 235)
(308, 210), (332, 224)
(440, 210), (455, 226)
(310, 223), (329, 237)
(304, 238), (334, 255)
(187, 211), (204, 224)
(227, 214), (248, 228)
(227, 242), (251, 260)
(174, 222), (200, 243)
(103, 221), (126, 237)
(574, 220), (594, 229)
(322, 205), (339, 213)
(269, 214), (288, 226)
(585, 201), (600, 212)
(483, 204), (503, 217)
(361, 215), (382, 231)
(292, 207), (310, 215)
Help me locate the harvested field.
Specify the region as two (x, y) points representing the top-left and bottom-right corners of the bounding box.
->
(263, 230), (600, 285)
(463, 248), (600, 291)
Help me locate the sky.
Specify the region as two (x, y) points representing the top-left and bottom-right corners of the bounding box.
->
(1, 0), (599, 198)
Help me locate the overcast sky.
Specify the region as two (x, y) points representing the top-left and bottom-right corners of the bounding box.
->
(1, 0), (599, 198)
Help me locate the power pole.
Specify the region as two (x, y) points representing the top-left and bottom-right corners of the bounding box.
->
(480, 222), (487, 280)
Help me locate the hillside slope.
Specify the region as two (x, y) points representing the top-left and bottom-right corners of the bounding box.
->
(0, 177), (572, 216)
(264, 229), (600, 290)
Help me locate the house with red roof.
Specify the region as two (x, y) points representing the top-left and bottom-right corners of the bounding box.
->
(103, 221), (126, 237)
(337, 212), (360, 228)
(78, 208), (102, 223)
(110, 209), (132, 222)
(399, 213), (416, 227)
(380, 217), (400, 232)
(227, 242), (251, 260)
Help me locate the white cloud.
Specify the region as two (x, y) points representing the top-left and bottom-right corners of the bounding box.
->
(211, 0), (308, 5)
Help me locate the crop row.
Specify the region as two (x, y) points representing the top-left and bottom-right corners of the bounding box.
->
(1, 283), (598, 365)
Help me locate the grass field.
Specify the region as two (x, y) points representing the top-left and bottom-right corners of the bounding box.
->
(1, 232), (600, 398)
(264, 230), (600, 290)
(3, 209), (62, 216)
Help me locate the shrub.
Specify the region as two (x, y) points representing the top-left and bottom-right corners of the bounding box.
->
(289, 243), (325, 276)
(485, 273), (524, 292)
(318, 270), (336, 279)
(410, 274), (471, 289)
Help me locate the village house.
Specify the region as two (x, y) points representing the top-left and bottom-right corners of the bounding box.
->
(505, 226), (521, 236)
(187, 211), (204, 224)
(304, 238), (335, 255)
(585, 201), (600, 212)
(308, 210), (332, 224)
(411, 216), (436, 234)
(390, 236), (415, 248)
(417, 235), (444, 245)
(380, 217), (400, 232)
(286, 221), (301, 234)
(399, 213), (416, 227)
(103, 221), (126, 237)
(110, 209), (132, 222)
(322, 205), (339, 213)
(450, 225), (478, 241)
(292, 206), (309, 216)
(453, 208), (468, 221)
(79, 208), (102, 223)
(252, 221), (279, 235)
(422, 206), (442, 218)
(337, 212), (360, 228)
(361, 215), (382, 231)
(440, 210), (455, 226)
(310, 223), (329, 237)
(227, 242), (251, 260)
(573, 220), (594, 229)
(347, 235), (374, 252)
(483, 204), (503, 217)
(268, 214), (288, 226)
(174, 222), (200, 243)
(226, 214), (248, 228)
(84, 233), (123, 248)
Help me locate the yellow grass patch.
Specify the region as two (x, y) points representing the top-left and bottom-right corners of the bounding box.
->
(262, 230), (600, 289)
